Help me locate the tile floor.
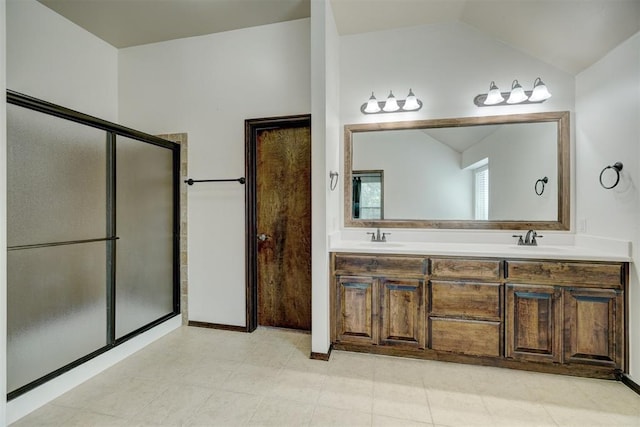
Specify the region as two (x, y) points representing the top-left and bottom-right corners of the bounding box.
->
(12, 326), (640, 426)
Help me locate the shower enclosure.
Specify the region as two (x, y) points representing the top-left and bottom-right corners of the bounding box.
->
(6, 91), (180, 399)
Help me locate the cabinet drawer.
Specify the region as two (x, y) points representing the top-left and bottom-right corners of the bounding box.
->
(430, 281), (501, 321)
(430, 317), (501, 357)
(506, 261), (623, 288)
(334, 254), (426, 276)
(431, 258), (500, 280)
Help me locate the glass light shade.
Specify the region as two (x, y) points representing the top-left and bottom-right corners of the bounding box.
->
(507, 80), (528, 104)
(363, 92), (381, 113)
(382, 91), (400, 112)
(528, 77), (552, 102)
(402, 89), (421, 111)
(484, 81), (504, 105)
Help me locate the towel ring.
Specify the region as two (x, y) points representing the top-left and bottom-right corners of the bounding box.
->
(535, 177), (548, 196)
(329, 171), (339, 191)
(599, 162), (623, 189)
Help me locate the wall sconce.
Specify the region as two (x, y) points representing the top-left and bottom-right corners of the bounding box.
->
(474, 77), (551, 107)
(361, 89), (423, 114)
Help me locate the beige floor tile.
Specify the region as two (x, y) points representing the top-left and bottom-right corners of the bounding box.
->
(543, 403), (640, 426)
(247, 396), (315, 427)
(426, 389), (494, 426)
(372, 414), (434, 426)
(10, 404), (79, 427)
(184, 389), (263, 426)
(269, 369), (327, 404)
(60, 409), (131, 426)
(318, 375), (374, 412)
(221, 363), (282, 395)
(131, 384), (214, 425)
(311, 405), (372, 426)
(482, 395), (557, 426)
(373, 382), (431, 423)
(13, 327), (640, 427)
(82, 377), (168, 419)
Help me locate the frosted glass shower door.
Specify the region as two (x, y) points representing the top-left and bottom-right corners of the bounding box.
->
(115, 135), (175, 339)
(6, 104), (108, 393)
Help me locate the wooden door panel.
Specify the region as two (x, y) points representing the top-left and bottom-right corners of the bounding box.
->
(506, 284), (561, 363)
(337, 276), (376, 344)
(256, 126), (311, 330)
(379, 278), (424, 348)
(564, 288), (622, 366)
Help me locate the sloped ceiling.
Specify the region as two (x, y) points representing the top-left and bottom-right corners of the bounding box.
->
(37, 0), (640, 75)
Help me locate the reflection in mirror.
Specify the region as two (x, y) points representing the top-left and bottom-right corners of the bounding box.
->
(352, 170), (384, 219)
(344, 111), (569, 230)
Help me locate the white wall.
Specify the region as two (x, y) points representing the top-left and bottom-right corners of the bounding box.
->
(463, 122), (558, 221)
(340, 22), (574, 126)
(1, 0), (7, 423)
(310, 0), (340, 354)
(119, 19), (311, 327)
(353, 130), (473, 219)
(6, 0), (118, 121)
(575, 31), (640, 381)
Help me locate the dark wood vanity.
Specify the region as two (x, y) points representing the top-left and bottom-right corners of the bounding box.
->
(330, 252), (627, 379)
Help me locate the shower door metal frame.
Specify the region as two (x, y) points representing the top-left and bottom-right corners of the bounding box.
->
(6, 90), (181, 399)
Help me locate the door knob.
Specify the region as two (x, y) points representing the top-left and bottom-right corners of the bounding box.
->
(257, 233), (270, 241)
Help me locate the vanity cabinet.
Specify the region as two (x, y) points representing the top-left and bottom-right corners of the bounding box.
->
(429, 258), (503, 357)
(505, 260), (625, 369)
(331, 252), (628, 379)
(333, 254), (427, 349)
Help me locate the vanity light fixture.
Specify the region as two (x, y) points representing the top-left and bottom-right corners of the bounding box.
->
(361, 89), (423, 114)
(474, 77), (552, 107)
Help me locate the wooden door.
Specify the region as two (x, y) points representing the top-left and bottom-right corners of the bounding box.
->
(564, 288), (623, 367)
(255, 123), (311, 330)
(379, 278), (425, 348)
(506, 284), (562, 363)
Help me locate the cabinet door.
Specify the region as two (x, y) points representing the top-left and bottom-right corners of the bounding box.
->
(564, 288), (623, 367)
(506, 284), (562, 363)
(379, 278), (425, 348)
(336, 276), (377, 344)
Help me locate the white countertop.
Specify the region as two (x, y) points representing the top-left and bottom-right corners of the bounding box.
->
(329, 235), (631, 262)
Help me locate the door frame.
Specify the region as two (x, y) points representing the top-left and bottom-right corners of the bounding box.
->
(245, 114), (312, 332)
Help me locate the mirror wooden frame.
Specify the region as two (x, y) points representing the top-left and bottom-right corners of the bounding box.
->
(344, 111), (570, 230)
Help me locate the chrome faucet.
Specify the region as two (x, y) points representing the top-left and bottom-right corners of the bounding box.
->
(367, 228), (390, 242)
(513, 229), (543, 246)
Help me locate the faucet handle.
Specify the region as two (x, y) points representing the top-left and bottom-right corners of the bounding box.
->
(366, 231), (376, 241)
(512, 234), (524, 245)
(532, 234), (543, 245)
(381, 232), (391, 242)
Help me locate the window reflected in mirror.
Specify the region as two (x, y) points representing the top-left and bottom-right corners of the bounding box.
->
(352, 170), (383, 219)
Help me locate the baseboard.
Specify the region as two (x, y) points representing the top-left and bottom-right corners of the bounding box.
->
(310, 345), (332, 361)
(188, 320), (248, 333)
(621, 374), (640, 396)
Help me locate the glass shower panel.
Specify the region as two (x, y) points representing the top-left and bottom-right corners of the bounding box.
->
(7, 242), (107, 393)
(7, 104), (107, 247)
(116, 136), (174, 338)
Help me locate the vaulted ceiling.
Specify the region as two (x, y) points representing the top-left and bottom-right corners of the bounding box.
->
(37, 0), (640, 75)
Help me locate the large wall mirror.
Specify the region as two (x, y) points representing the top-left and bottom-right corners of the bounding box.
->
(344, 111), (570, 230)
